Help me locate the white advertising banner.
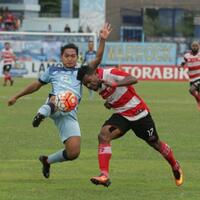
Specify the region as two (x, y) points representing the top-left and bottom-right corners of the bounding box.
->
(3, 61), (63, 78)
(108, 64), (189, 81)
(0, 31), (97, 77)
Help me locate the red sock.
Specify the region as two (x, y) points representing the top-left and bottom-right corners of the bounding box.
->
(98, 144), (112, 177)
(159, 141), (178, 170)
(7, 77), (11, 83)
(5, 75), (11, 81)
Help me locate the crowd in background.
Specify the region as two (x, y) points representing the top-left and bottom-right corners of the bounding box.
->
(46, 23), (92, 33)
(64, 24), (92, 33)
(0, 7), (20, 31)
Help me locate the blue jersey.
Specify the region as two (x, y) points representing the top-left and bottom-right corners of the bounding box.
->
(38, 65), (82, 141)
(39, 65), (82, 104)
(84, 50), (96, 63)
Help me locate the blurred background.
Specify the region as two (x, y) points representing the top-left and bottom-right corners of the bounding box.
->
(1, 2), (200, 199)
(0, 0), (200, 80)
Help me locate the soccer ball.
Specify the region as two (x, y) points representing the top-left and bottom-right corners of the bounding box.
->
(55, 91), (78, 112)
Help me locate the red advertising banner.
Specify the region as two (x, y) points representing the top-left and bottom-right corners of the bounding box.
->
(111, 64), (188, 81)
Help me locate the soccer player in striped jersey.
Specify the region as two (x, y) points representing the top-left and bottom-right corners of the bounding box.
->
(77, 66), (184, 187)
(0, 42), (16, 86)
(179, 41), (200, 110)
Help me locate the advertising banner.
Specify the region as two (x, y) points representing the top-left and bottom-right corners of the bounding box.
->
(9, 61), (63, 78)
(0, 32), (186, 81)
(0, 32), (96, 77)
(112, 64), (188, 81)
(101, 42), (177, 66)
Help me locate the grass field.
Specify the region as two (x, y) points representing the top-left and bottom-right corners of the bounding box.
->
(0, 78), (200, 200)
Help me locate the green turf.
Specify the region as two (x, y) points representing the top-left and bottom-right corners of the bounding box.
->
(0, 78), (200, 200)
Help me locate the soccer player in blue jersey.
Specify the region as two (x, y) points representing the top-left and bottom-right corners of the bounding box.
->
(84, 40), (97, 100)
(8, 23), (112, 179)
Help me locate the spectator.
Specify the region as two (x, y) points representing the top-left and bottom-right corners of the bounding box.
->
(0, 7), (3, 23)
(47, 24), (52, 32)
(78, 26), (84, 33)
(0, 8), (4, 31)
(86, 25), (92, 33)
(64, 24), (71, 32)
(0, 7), (20, 31)
(3, 8), (15, 31)
(15, 17), (21, 30)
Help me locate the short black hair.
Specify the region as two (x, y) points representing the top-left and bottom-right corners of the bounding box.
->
(61, 43), (79, 55)
(77, 65), (95, 82)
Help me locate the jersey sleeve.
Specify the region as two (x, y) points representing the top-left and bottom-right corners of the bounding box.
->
(38, 68), (50, 84)
(109, 68), (130, 81)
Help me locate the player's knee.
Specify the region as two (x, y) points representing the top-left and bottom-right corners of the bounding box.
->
(67, 151), (80, 160)
(98, 132), (111, 143)
(64, 149), (80, 161)
(98, 133), (108, 143)
(189, 87), (195, 94)
(146, 136), (159, 149)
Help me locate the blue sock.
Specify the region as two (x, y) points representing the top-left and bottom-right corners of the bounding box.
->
(38, 104), (51, 117)
(47, 149), (67, 164)
(38, 102), (55, 117)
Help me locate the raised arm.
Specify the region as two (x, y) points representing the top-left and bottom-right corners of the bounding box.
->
(89, 23), (112, 69)
(8, 80), (44, 106)
(103, 75), (138, 88)
(103, 75), (137, 109)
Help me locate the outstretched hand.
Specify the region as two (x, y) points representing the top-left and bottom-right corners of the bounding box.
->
(99, 23), (112, 40)
(8, 96), (17, 106)
(178, 62), (185, 71)
(177, 65), (182, 71)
